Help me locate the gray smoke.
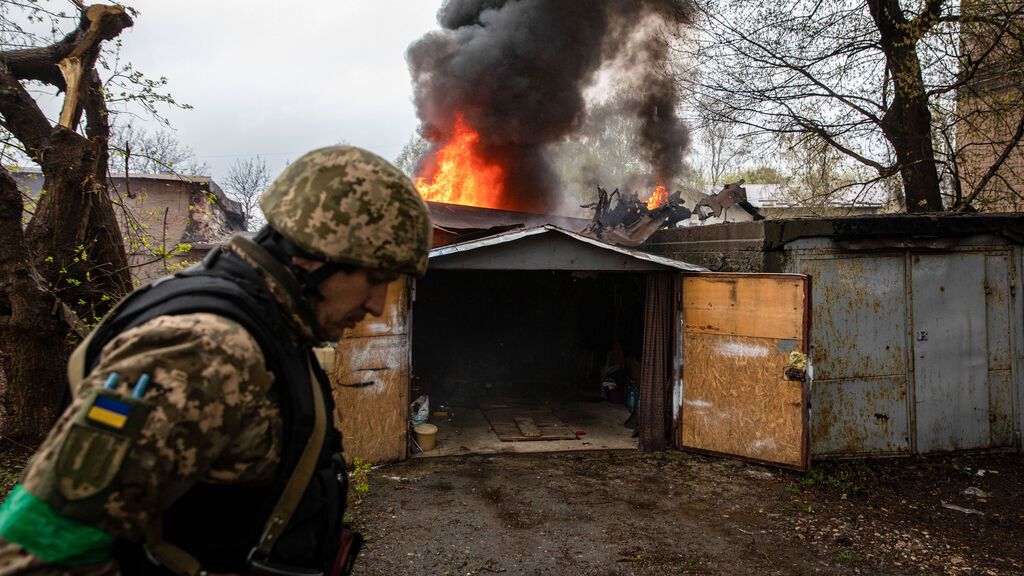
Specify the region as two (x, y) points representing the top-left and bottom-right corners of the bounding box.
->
(408, 0), (692, 213)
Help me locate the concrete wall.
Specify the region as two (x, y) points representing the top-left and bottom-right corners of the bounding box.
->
(111, 178), (245, 284)
(643, 221), (770, 272)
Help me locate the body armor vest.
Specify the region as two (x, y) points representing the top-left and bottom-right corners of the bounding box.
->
(81, 248), (345, 574)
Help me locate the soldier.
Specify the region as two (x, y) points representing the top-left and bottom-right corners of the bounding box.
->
(0, 146), (432, 576)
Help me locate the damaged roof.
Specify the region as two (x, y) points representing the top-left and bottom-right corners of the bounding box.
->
(429, 224), (707, 272)
(427, 200), (590, 232)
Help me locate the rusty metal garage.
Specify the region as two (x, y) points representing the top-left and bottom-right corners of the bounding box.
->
(645, 214), (1024, 457)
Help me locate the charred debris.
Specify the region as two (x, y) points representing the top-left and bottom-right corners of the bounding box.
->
(582, 180), (763, 247)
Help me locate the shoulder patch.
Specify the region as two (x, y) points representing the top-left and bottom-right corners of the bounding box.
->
(87, 396), (132, 429)
(56, 424), (130, 501)
(55, 390), (152, 501)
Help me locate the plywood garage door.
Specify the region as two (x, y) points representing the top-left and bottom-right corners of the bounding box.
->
(681, 273), (810, 469)
(331, 278), (410, 464)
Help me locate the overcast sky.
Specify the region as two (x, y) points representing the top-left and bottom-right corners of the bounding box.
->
(110, 1), (442, 182)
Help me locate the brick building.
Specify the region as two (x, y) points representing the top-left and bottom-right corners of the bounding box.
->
(956, 0), (1024, 211)
(14, 170), (246, 285)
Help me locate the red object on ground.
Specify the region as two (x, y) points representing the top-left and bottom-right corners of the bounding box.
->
(575, 431), (587, 435)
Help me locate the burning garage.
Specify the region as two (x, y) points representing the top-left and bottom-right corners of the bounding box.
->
(328, 202), (702, 462)
(327, 199), (816, 470)
(410, 223), (701, 457)
(324, 0), (1024, 472)
(324, 0), (820, 469)
(327, 203), (1024, 469)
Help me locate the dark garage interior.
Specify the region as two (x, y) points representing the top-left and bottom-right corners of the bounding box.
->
(410, 269), (646, 455)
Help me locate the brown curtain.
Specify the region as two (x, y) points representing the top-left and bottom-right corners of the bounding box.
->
(639, 272), (674, 451)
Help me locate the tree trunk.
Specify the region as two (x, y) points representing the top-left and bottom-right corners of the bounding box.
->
(0, 173), (69, 444)
(0, 130), (129, 446)
(868, 0), (945, 212)
(0, 4), (133, 445)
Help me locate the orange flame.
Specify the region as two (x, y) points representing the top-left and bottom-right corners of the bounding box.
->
(646, 184), (668, 210)
(416, 115), (505, 209)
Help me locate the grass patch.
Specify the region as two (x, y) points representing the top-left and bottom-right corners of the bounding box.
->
(349, 457), (372, 506)
(0, 465), (21, 498)
(835, 550), (861, 565)
(951, 463), (973, 477)
(799, 461), (871, 495)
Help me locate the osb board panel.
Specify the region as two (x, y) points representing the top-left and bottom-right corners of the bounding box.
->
(332, 333), (408, 464)
(346, 277), (408, 338)
(683, 275), (805, 340)
(682, 333), (805, 468)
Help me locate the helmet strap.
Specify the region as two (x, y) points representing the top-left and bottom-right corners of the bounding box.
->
(304, 262), (348, 299)
(253, 226), (355, 301)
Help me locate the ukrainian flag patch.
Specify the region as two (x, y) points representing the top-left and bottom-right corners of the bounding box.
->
(86, 396), (131, 429)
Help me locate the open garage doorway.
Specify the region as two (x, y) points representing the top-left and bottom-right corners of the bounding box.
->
(411, 269), (645, 456)
(331, 226), (707, 463)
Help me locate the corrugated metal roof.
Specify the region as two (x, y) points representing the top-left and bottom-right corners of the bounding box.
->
(427, 201), (590, 232)
(430, 224), (707, 271)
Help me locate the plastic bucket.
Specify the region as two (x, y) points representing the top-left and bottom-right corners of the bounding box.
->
(413, 423), (438, 452)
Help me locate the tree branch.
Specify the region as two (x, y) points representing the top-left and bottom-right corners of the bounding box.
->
(57, 5), (133, 130)
(958, 110), (1024, 210)
(0, 4), (132, 159)
(0, 62), (55, 162)
(0, 5), (131, 91)
(800, 120), (895, 176)
(912, 0), (945, 33)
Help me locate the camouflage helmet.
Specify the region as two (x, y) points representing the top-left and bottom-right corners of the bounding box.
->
(259, 146), (432, 277)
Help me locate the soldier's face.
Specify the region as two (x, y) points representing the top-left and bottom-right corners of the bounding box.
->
(314, 269), (391, 340)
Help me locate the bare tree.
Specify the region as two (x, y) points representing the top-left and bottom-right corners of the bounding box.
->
(224, 156), (270, 230)
(680, 0), (1024, 212)
(691, 120), (751, 186)
(108, 123), (210, 176)
(394, 132), (428, 177)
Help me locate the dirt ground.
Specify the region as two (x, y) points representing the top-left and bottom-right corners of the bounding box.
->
(349, 450), (1024, 576)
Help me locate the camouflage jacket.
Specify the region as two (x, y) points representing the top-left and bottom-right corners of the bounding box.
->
(0, 237), (324, 575)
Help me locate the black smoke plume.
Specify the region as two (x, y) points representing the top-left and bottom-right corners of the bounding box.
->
(408, 0), (692, 213)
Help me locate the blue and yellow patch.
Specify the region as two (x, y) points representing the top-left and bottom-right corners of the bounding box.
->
(86, 396), (131, 429)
